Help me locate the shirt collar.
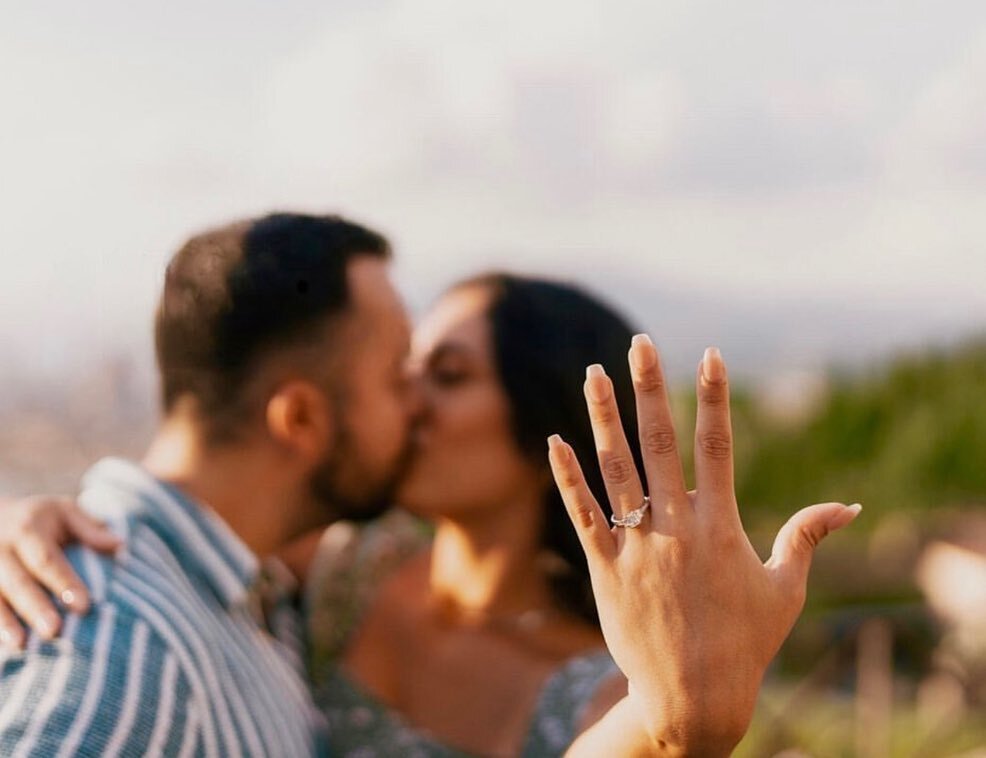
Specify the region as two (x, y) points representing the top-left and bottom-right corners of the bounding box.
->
(80, 457), (260, 608)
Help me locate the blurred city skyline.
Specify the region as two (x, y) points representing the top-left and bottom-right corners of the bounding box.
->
(2, 1), (985, 383)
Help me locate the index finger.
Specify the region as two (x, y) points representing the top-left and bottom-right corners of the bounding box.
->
(548, 434), (616, 563)
(0, 551), (62, 639)
(693, 347), (736, 507)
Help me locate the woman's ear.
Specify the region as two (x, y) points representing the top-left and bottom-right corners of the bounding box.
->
(266, 381), (335, 465)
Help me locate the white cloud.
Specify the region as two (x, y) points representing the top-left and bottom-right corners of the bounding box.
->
(883, 29), (986, 187)
(2, 0), (986, 379)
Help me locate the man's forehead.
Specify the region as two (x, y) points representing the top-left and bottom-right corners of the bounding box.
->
(346, 257), (411, 343)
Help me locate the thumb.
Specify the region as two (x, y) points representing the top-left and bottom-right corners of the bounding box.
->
(63, 504), (123, 554)
(767, 502), (861, 591)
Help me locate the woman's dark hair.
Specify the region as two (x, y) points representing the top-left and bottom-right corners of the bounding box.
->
(451, 272), (645, 627)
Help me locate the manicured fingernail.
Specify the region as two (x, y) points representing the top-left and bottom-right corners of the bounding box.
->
(585, 364), (611, 402)
(547, 434), (568, 460)
(847, 503), (863, 516)
(630, 334), (656, 371)
(60, 589), (77, 608)
(702, 347), (724, 383)
(548, 434), (569, 463)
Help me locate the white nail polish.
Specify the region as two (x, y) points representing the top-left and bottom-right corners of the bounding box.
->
(61, 589), (76, 607)
(585, 365), (611, 402)
(701, 346), (725, 383)
(630, 334), (657, 371)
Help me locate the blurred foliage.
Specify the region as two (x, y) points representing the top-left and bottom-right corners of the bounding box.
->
(735, 682), (986, 757)
(673, 339), (986, 526)
(672, 339), (986, 755)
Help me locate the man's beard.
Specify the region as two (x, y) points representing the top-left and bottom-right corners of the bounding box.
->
(307, 421), (415, 524)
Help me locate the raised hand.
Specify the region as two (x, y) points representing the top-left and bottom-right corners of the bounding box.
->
(550, 338), (860, 755)
(0, 496), (121, 649)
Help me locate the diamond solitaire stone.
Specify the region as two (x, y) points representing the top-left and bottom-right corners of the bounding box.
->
(611, 496), (651, 528)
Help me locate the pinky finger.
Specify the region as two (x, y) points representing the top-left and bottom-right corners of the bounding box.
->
(0, 600), (25, 651)
(548, 435), (615, 562)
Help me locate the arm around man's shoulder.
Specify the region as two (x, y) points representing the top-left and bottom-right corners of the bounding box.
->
(0, 547), (206, 757)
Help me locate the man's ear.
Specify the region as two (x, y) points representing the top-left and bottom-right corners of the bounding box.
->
(266, 381), (335, 464)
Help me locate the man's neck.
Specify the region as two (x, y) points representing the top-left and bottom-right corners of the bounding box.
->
(141, 417), (326, 558)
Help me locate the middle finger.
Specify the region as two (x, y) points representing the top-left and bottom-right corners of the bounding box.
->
(584, 363), (646, 522)
(628, 335), (689, 516)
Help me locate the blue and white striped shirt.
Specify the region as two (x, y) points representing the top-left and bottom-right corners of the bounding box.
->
(0, 458), (327, 757)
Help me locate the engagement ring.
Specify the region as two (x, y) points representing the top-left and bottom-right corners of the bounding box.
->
(611, 496), (650, 528)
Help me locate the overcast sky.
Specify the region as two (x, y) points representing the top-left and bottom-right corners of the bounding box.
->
(2, 1), (985, 382)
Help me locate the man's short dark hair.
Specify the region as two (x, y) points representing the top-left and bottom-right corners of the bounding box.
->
(154, 213), (391, 440)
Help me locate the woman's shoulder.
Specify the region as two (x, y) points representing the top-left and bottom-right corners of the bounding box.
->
(304, 509), (432, 678)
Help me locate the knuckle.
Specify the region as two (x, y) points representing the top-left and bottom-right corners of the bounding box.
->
(699, 382), (728, 405)
(572, 503), (597, 530)
(634, 368), (665, 395)
(600, 454), (636, 485)
(641, 422), (677, 455)
(698, 431), (732, 459)
(592, 404), (619, 425)
(559, 470), (583, 489)
(796, 522), (828, 554)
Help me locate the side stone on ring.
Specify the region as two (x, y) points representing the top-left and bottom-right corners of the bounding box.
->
(611, 496), (651, 528)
